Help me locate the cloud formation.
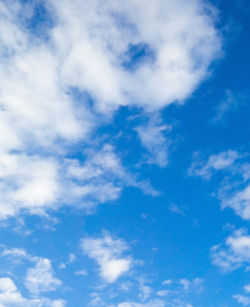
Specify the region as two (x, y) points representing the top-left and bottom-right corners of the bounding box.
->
(0, 0), (221, 220)
(81, 232), (132, 283)
(211, 229), (250, 272)
(0, 277), (65, 307)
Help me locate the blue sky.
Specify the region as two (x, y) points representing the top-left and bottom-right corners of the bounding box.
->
(0, 0), (250, 306)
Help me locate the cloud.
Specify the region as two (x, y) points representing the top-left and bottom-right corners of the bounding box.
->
(0, 0), (221, 220)
(188, 150), (240, 179)
(179, 278), (203, 292)
(1, 246), (62, 296)
(233, 295), (250, 306)
(221, 183), (250, 220)
(136, 116), (171, 167)
(212, 90), (246, 123)
(211, 229), (250, 272)
(0, 277), (65, 307)
(81, 232), (132, 283)
(118, 299), (166, 307)
(25, 258), (62, 295)
(188, 149), (250, 220)
(48, 0), (220, 110)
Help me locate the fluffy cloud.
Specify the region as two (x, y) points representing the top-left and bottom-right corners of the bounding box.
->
(211, 229), (250, 272)
(0, 277), (65, 307)
(1, 247), (62, 297)
(0, 0), (221, 220)
(81, 232), (132, 283)
(47, 0), (220, 110)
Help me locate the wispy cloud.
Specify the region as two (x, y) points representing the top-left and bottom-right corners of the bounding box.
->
(188, 150), (240, 179)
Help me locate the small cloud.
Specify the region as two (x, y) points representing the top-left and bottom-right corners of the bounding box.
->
(168, 204), (185, 216)
(81, 231), (133, 283)
(188, 150), (240, 179)
(25, 258), (62, 294)
(75, 270), (88, 276)
(233, 294), (250, 306)
(211, 229), (250, 272)
(212, 90), (245, 124)
(136, 116), (171, 167)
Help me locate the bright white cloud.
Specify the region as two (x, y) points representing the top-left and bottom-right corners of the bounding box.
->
(0, 0), (221, 219)
(81, 232), (132, 283)
(0, 277), (65, 307)
(211, 229), (250, 272)
(48, 0), (220, 111)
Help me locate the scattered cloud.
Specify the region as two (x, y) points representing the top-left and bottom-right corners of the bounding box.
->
(180, 278), (204, 292)
(0, 0), (221, 220)
(118, 299), (166, 307)
(0, 277), (65, 307)
(136, 116), (171, 167)
(25, 258), (62, 295)
(211, 229), (250, 272)
(75, 270), (88, 276)
(188, 150), (240, 179)
(168, 204), (185, 216)
(1, 246), (62, 297)
(233, 294), (250, 306)
(81, 231), (133, 283)
(212, 90), (245, 123)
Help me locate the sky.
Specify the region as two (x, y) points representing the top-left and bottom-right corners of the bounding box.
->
(0, 0), (250, 306)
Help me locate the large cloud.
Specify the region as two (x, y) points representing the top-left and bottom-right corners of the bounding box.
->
(0, 0), (221, 219)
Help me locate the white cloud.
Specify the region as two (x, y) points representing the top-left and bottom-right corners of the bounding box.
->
(25, 258), (62, 294)
(0, 0), (221, 219)
(136, 116), (171, 167)
(189, 149), (250, 221)
(48, 0), (220, 110)
(188, 150), (240, 179)
(0, 277), (65, 307)
(211, 229), (250, 272)
(118, 299), (166, 307)
(75, 270), (88, 276)
(213, 90), (238, 123)
(1, 247), (29, 259)
(221, 184), (250, 220)
(0, 153), (59, 219)
(180, 278), (203, 292)
(81, 232), (132, 283)
(245, 285), (250, 293)
(233, 295), (250, 306)
(162, 280), (172, 286)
